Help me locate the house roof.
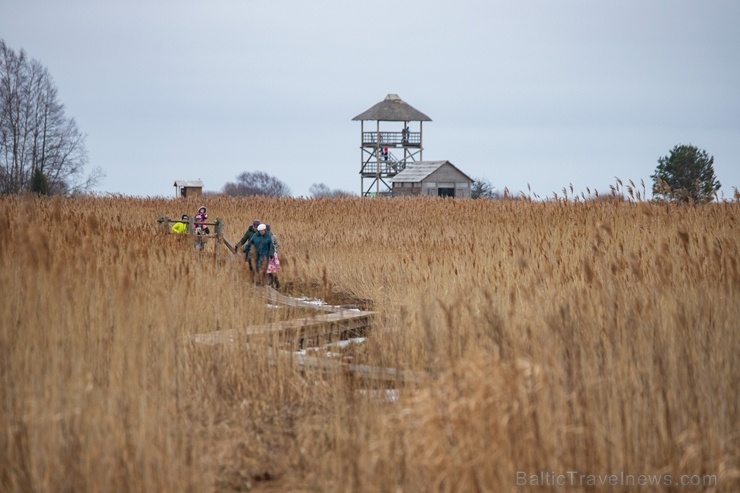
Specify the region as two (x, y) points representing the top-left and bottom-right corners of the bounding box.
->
(173, 180), (204, 187)
(352, 94), (432, 122)
(391, 161), (474, 183)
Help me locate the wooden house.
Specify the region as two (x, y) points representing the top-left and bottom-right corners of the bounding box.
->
(390, 161), (473, 198)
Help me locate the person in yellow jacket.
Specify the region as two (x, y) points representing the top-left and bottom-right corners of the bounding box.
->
(172, 214), (189, 234)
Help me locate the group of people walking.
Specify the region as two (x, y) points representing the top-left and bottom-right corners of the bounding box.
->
(234, 219), (280, 288)
(171, 208), (281, 288)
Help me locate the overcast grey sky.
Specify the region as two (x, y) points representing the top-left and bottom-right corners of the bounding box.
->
(3, 0), (739, 198)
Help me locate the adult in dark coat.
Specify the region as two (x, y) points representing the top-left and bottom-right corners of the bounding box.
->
(234, 219), (260, 270)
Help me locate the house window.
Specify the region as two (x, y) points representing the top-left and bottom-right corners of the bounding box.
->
(438, 188), (455, 198)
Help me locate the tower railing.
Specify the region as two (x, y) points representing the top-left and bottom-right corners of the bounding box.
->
(360, 161), (407, 175)
(361, 131), (421, 146)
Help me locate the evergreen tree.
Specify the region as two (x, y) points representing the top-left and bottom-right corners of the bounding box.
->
(30, 168), (49, 196)
(651, 144), (720, 203)
(471, 177), (497, 199)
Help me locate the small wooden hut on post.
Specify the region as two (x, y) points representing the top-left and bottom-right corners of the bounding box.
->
(173, 180), (203, 198)
(352, 94), (432, 197)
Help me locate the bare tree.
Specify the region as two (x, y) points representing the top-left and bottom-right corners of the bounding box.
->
(309, 182), (355, 198)
(0, 39), (102, 195)
(222, 171), (291, 197)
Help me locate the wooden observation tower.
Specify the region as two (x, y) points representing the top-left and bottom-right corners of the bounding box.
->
(352, 94), (432, 196)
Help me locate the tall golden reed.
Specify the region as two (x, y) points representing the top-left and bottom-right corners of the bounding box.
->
(1, 193), (738, 492)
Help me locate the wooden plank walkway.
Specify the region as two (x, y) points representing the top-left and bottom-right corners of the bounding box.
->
(285, 351), (426, 387)
(189, 277), (425, 387)
(264, 286), (358, 313)
(193, 309), (375, 347)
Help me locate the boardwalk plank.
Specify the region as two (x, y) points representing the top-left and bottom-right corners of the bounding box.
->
(189, 285), (423, 387)
(193, 310), (375, 345)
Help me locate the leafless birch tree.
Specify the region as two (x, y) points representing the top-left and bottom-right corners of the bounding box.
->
(0, 39), (102, 195)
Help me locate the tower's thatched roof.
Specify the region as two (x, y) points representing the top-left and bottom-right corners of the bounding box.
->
(352, 94), (432, 122)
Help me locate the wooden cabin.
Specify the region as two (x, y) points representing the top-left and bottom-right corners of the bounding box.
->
(390, 161), (473, 198)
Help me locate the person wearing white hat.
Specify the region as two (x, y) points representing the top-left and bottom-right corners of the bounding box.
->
(244, 222), (275, 285)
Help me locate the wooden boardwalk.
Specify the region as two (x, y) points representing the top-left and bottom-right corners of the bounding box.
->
(264, 287), (359, 314)
(191, 285), (425, 387)
(159, 227), (425, 386)
(193, 308), (375, 347)
(286, 351), (426, 387)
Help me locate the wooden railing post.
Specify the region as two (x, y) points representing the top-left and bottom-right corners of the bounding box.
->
(157, 216), (170, 233)
(214, 218), (223, 253)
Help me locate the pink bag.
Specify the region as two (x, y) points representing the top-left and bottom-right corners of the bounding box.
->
(267, 253), (281, 274)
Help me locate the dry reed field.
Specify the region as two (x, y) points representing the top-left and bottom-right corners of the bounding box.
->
(1, 193), (739, 492)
